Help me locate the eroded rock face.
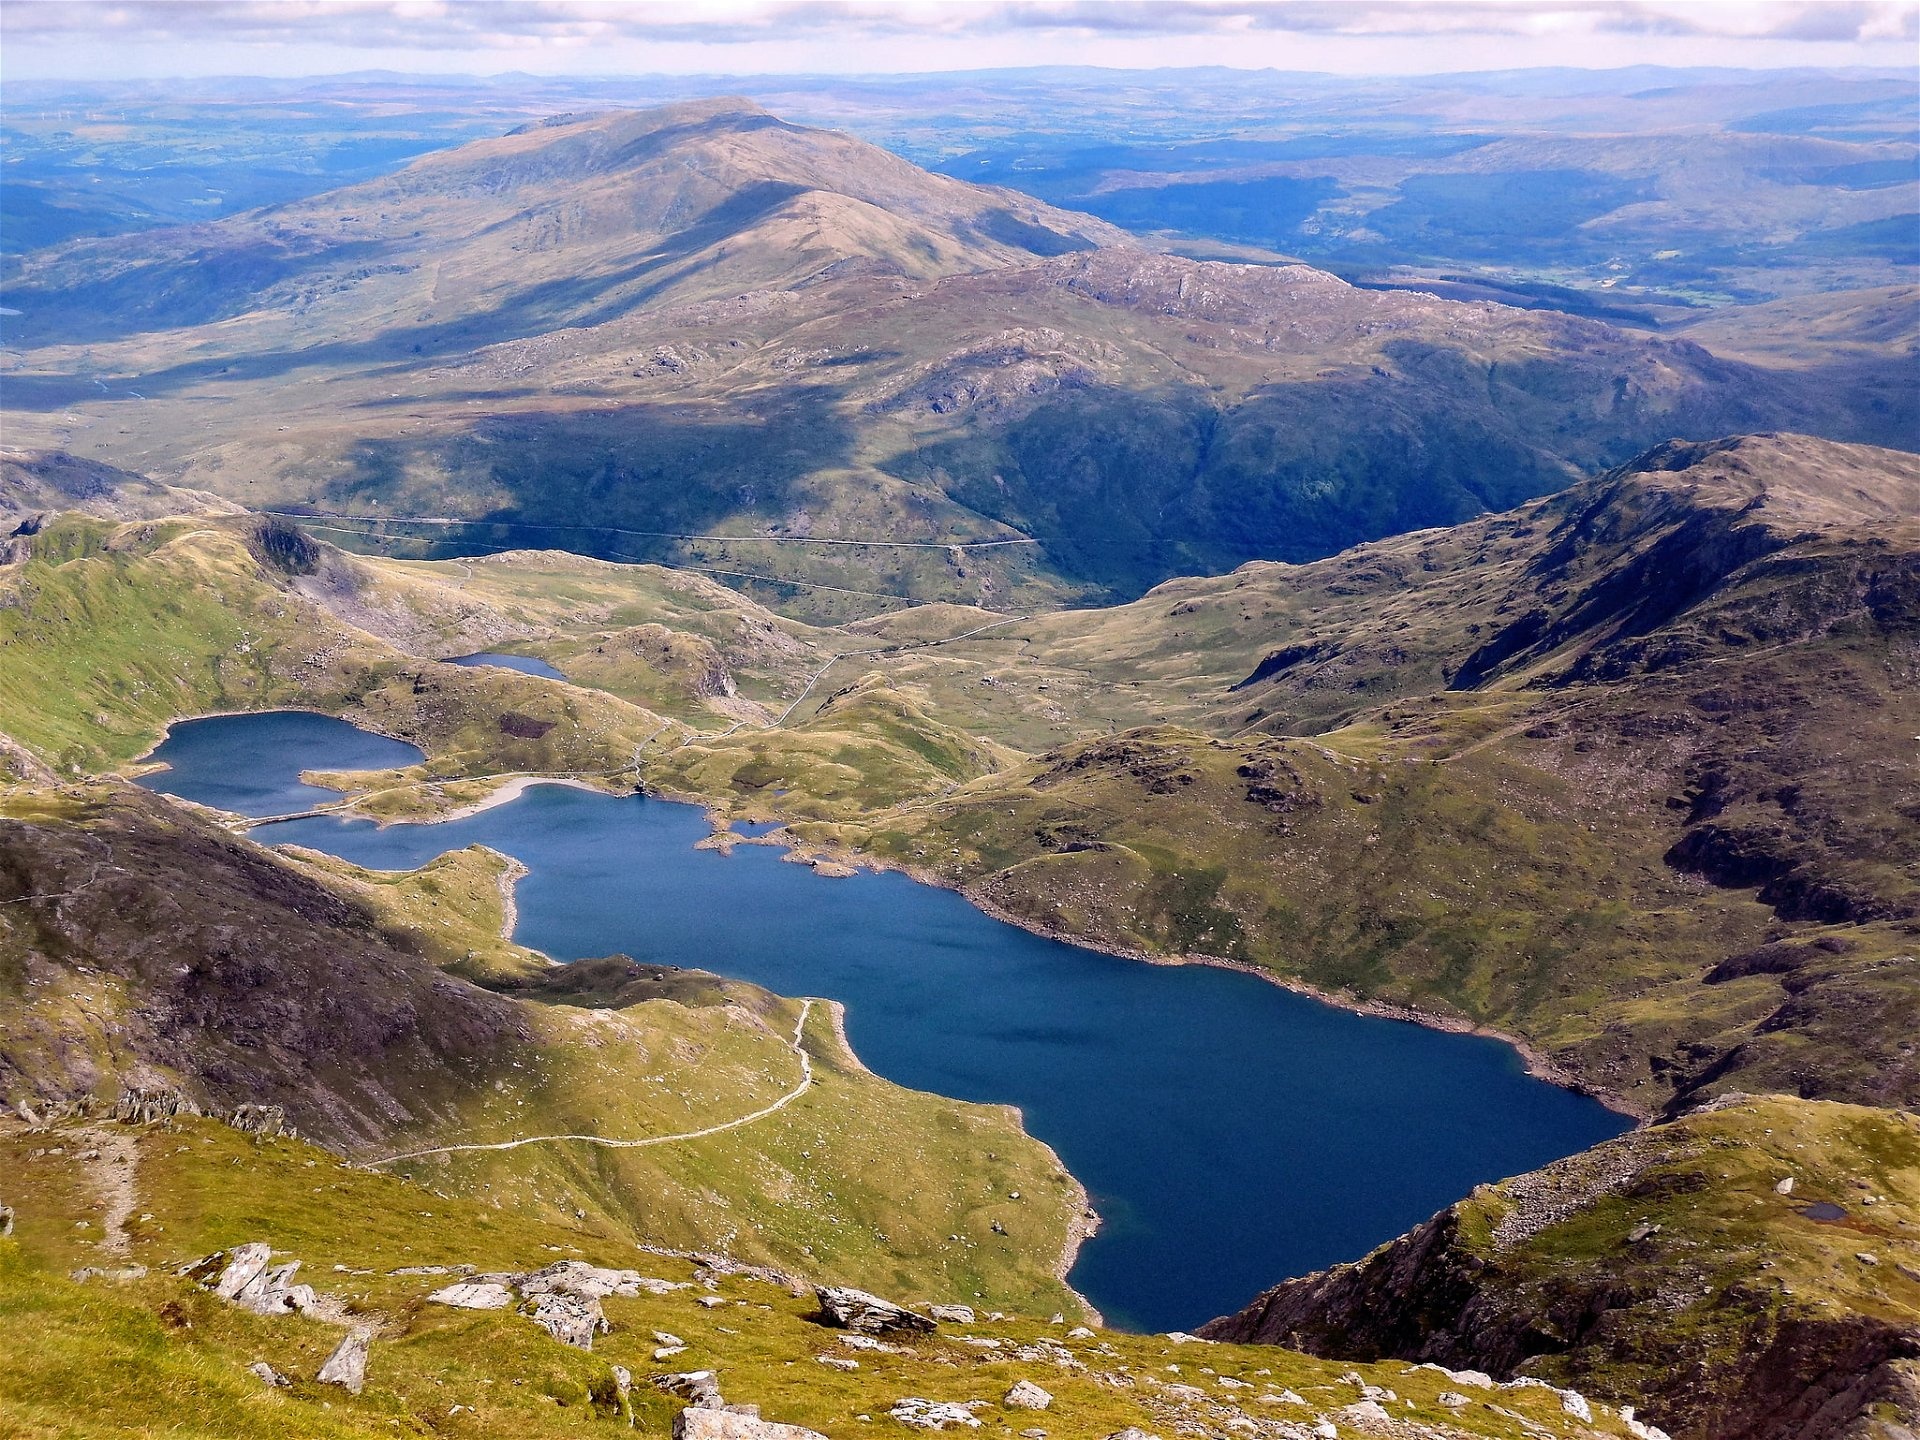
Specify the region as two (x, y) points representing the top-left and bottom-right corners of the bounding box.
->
(815, 1285), (937, 1336)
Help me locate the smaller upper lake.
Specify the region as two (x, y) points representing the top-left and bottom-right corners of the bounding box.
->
(449, 653), (569, 681)
(138, 712), (1632, 1331)
(139, 710), (424, 818)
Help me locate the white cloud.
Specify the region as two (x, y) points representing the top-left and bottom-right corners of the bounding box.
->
(3, 0), (1915, 76)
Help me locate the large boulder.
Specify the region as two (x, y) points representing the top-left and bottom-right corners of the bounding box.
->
(815, 1286), (936, 1336)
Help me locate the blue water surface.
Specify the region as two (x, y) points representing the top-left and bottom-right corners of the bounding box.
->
(449, 653), (569, 681)
(140, 712), (1631, 1332)
(139, 711), (424, 818)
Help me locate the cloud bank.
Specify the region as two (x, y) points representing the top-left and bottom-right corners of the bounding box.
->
(5, 1), (1916, 77)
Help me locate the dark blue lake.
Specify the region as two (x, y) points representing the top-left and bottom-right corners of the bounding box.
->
(141, 712), (1632, 1332)
(449, 652), (570, 681)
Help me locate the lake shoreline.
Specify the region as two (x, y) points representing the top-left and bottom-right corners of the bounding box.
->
(708, 812), (1650, 1126)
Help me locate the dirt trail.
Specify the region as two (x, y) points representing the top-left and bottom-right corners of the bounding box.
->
(78, 1125), (139, 1255)
(360, 998), (819, 1168)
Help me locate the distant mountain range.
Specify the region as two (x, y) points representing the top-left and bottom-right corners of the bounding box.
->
(3, 100), (1913, 612)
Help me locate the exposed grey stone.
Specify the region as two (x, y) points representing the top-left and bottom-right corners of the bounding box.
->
(212, 1243), (274, 1300)
(889, 1399), (982, 1429)
(428, 1281), (515, 1310)
(928, 1304), (975, 1324)
(1003, 1380), (1052, 1410)
(317, 1329), (371, 1394)
(248, 1361), (291, 1387)
(519, 1259), (684, 1299)
(674, 1410), (828, 1440)
(653, 1369), (725, 1409)
(816, 1285), (936, 1336)
(0, 1203), (13, 1237)
(523, 1290), (607, 1349)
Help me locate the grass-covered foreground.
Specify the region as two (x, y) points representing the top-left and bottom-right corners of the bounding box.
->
(0, 1113), (1652, 1440)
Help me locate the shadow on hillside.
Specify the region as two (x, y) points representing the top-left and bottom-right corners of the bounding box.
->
(0, 180), (813, 401)
(301, 387), (860, 564)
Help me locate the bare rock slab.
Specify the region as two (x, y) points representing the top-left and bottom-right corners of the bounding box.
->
(674, 1409), (829, 1440)
(816, 1285), (936, 1336)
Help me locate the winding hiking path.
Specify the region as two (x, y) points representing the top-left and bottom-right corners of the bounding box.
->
(358, 1000), (819, 1169)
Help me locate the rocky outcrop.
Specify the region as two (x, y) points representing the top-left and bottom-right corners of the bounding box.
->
(1198, 1098), (1920, 1440)
(675, 1410), (828, 1440)
(524, 1291), (608, 1349)
(182, 1242), (332, 1319)
(814, 1285), (937, 1336)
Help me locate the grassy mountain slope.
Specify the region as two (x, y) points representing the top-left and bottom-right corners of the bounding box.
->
(767, 435), (1920, 1117)
(0, 512), (691, 790)
(0, 779), (1085, 1313)
(1200, 1095), (1920, 1440)
(0, 1111), (1648, 1440)
(0, 99), (1121, 352)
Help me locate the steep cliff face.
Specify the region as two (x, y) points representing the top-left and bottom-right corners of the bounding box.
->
(1199, 1096), (1920, 1440)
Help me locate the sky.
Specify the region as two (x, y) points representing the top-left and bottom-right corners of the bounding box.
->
(3, 0), (1917, 81)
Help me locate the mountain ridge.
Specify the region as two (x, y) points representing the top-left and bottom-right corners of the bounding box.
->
(3, 102), (1910, 614)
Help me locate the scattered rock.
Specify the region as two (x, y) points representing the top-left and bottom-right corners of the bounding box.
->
(928, 1304), (976, 1324)
(889, 1399), (983, 1429)
(1341, 1401), (1390, 1421)
(674, 1409), (828, 1440)
(816, 1286), (936, 1336)
(1775, 1177), (1795, 1195)
(1106, 1430), (1162, 1440)
(838, 1334), (901, 1353)
(817, 1356), (859, 1371)
(70, 1264), (148, 1283)
(1258, 1390), (1306, 1405)
(1563, 1390), (1594, 1422)
(1437, 1391), (1469, 1408)
(524, 1291), (608, 1349)
(520, 1260), (685, 1299)
(317, 1329), (371, 1395)
(1003, 1380), (1052, 1411)
(428, 1281), (515, 1310)
(1067, 1326), (1095, 1340)
(247, 1361), (291, 1388)
(1162, 1331), (1210, 1344)
(0, 1204), (13, 1236)
(698, 1295), (728, 1309)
